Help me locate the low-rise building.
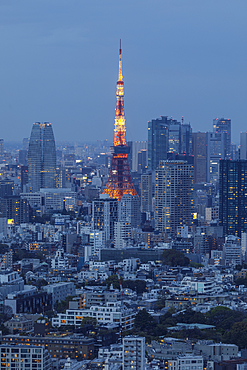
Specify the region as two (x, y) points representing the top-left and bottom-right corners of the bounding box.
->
(3, 314), (33, 334)
(44, 281), (75, 307)
(0, 344), (52, 369)
(52, 302), (135, 331)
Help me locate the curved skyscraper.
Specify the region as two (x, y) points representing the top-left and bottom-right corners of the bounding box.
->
(28, 122), (56, 192)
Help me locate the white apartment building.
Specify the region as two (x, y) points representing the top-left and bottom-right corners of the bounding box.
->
(181, 277), (222, 295)
(123, 336), (145, 370)
(224, 235), (242, 266)
(51, 248), (69, 269)
(114, 221), (131, 249)
(52, 301), (135, 330)
(177, 355), (204, 370)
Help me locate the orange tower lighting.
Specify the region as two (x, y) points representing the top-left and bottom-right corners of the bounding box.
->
(102, 41), (138, 201)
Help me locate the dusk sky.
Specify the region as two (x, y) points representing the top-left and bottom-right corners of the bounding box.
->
(0, 0), (246, 144)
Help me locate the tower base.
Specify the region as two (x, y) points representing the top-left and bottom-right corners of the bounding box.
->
(103, 153), (138, 201)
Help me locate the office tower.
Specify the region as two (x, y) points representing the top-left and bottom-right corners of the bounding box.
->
(23, 137), (29, 150)
(123, 336), (145, 370)
(240, 132), (247, 159)
(155, 160), (194, 235)
(28, 122), (56, 192)
(148, 116), (169, 170)
(0, 180), (14, 197)
(128, 141), (148, 172)
(137, 149), (147, 174)
(92, 195), (118, 243)
(0, 196), (29, 224)
(169, 119), (181, 154)
(118, 194), (140, 228)
(219, 160), (247, 237)
(21, 166), (28, 192)
(18, 149), (28, 165)
(181, 123), (192, 155)
(102, 43), (138, 201)
(141, 172), (152, 213)
(207, 131), (227, 183)
(192, 132), (207, 184)
(0, 139), (4, 156)
(213, 118), (231, 159)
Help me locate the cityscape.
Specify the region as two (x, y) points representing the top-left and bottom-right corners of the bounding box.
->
(1, 1), (247, 370)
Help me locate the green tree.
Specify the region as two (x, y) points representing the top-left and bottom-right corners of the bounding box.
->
(134, 309), (154, 332)
(81, 316), (97, 327)
(162, 250), (190, 266)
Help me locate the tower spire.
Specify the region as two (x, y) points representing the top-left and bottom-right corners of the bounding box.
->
(102, 42), (138, 201)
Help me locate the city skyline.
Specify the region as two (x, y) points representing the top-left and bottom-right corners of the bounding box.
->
(0, 1), (246, 143)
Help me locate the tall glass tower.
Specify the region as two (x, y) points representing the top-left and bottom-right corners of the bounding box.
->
(28, 122), (56, 192)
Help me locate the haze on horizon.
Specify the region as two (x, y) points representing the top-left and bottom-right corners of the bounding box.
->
(0, 0), (246, 144)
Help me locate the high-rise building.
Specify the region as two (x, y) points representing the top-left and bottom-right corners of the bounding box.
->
(181, 123), (193, 155)
(155, 160), (194, 235)
(148, 116), (169, 170)
(0, 180), (14, 197)
(0, 139), (4, 156)
(128, 141), (148, 172)
(0, 196), (29, 224)
(148, 117), (192, 170)
(207, 131), (227, 183)
(123, 336), (145, 370)
(213, 118), (231, 159)
(118, 194), (140, 228)
(102, 42), (138, 201)
(240, 132), (247, 159)
(192, 132), (207, 184)
(28, 122), (56, 192)
(92, 195), (118, 243)
(219, 160), (247, 237)
(141, 172), (152, 213)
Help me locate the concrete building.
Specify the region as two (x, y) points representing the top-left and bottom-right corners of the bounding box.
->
(141, 172), (152, 213)
(52, 302), (135, 331)
(92, 195), (118, 243)
(192, 132), (207, 184)
(44, 282), (75, 307)
(154, 160), (193, 235)
(0, 344), (52, 370)
(123, 335), (145, 370)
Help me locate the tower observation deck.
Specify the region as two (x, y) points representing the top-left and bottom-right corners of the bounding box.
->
(102, 41), (138, 201)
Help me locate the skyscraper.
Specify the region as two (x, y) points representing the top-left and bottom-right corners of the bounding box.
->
(192, 132), (207, 184)
(219, 160), (247, 237)
(148, 117), (169, 171)
(213, 118), (231, 159)
(155, 160), (194, 235)
(207, 131), (227, 183)
(28, 122), (56, 192)
(240, 132), (247, 159)
(102, 42), (137, 201)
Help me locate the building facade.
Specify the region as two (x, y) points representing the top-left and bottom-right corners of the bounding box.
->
(155, 160), (194, 235)
(219, 160), (247, 237)
(28, 122), (56, 192)
(123, 336), (145, 370)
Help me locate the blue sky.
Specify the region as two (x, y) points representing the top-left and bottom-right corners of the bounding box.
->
(0, 0), (246, 144)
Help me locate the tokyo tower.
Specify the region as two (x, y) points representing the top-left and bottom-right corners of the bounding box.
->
(102, 41), (138, 201)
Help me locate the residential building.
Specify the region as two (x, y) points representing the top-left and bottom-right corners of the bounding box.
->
(192, 132), (207, 184)
(219, 160), (247, 237)
(52, 302), (135, 331)
(141, 172), (152, 213)
(92, 195), (118, 243)
(0, 196), (29, 224)
(44, 282), (75, 307)
(1, 336), (94, 360)
(154, 160), (193, 235)
(123, 335), (145, 370)
(0, 344), (52, 370)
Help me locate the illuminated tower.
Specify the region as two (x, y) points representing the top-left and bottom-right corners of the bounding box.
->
(103, 41), (138, 201)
